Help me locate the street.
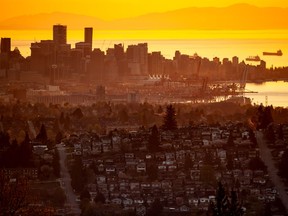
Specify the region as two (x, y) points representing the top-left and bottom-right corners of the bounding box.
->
(256, 131), (288, 213)
(57, 144), (81, 215)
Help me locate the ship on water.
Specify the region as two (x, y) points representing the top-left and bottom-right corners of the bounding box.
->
(263, 50), (283, 56)
(246, 55), (261, 62)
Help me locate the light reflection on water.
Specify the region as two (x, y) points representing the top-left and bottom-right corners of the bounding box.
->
(245, 81), (288, 107)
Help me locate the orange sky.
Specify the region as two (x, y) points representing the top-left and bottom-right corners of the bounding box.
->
(1, 0), (288, 21)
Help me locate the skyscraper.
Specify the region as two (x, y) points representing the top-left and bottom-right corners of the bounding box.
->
(53, 25), (67, 45)
(84, 27), (93, 45)
(1, 38), (11, 53)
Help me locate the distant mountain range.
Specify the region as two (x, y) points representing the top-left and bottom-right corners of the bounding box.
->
(1, 4), (288, 30)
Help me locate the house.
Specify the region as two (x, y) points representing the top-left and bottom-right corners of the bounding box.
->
(130, 182), (140, 190)
(0, 168), (38, 180)
(122, 198), (133, 206)
(136, 205), (146, 216)
(188, 198), (199, 206)
(125, 153), (135, 159)
(105, 166), (116, 174)
(111, 198), (122, 205)
(179, 204), (191, 212)
(190, 170), (200, 181)
(133, 198), (144, 205)
(136, 162), (146, 173)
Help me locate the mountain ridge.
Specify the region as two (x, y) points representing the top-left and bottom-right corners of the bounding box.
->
(1, 4), (288, 30)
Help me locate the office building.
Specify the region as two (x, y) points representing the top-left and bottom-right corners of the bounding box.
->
(127, 43), (148, 75)
(53, 25), (67, 45)
(1, 38), (11, 53)
(84, 28), (93, 45)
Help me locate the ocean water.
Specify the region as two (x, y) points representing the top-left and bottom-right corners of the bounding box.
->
(245, 81), (288, 108)
(1, 29), (288, 67)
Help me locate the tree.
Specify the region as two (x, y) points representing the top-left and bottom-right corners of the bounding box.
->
(94, 191), (106, 204)
(36, 124), (47, 142)
(209, 182), (244, 216)
(119, 108), (129, 123)
(226, 155), (234, 171)
(184, 154), (193, 170)
(157, 105), (163, 114)
(80, 188), (91, 201)
(277, 124), (284, 140)
(200, 165), (216, 185)
(0, 174), (29, 216)
(226, 130), (235, 147)
(19, 132), (33, 167)
(59, 112), (65, 124)
(55, 131), (63, 144)
(71, 157), (87, 192)
(72, 108), (84, 119)
(148, 125), (160, 152)
(278, 149), (288, 179)
(248, 129), (257, 147)
(265, 124), (275, 144)
(248, 156), (267, 172)
(53, 149), (60, 178)
(52, 188), (66, 207)
(147, 198), (163, 216)
(162, 104), (177, 131)
(258, 105), (273, 129)
(147, 163), (158, 181)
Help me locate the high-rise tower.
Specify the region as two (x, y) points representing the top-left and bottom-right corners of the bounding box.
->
(0, 38), (11, 53)
(84, 27), (93, 44)
(53, 25), (67, 45)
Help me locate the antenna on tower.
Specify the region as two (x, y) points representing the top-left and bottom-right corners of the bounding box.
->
(265, 95), (268, 107)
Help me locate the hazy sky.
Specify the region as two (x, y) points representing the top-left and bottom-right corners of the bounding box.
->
(2, 0), (288, 21)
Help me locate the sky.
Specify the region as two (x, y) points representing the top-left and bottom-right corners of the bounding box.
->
(1, 0), (288, 21)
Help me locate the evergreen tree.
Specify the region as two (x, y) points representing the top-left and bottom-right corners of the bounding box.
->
(147, 198), (163, 216)
(248, 156), (267, 172)
(226, 130), (235, 147)
(278, 149), (288, 179)
(71, 157), (87, 192)
(248, 129), (257, 147)
(148, 125), (160, 152)
(59, 112), (65, 124)
(94, 191), (106, 204)
(162, 104), (177, 131)
(147, 163), (158, 181)
(157, 105), (163, 114)
(55, 131), (63, 144)
(19, 132), (33, 167)
(72, 108), (84, 119)
(36, 124), (47, 142)
(228, 190), (244, 216)
(80, 188), (91, 201)
(265, 124), (275, 144)
(258, 105), (273, 129)
(64, 115), (70, 130)
(213, 182), (229, 216)
(184, 154), (193, 170)
(277, 124), (284, 140)
(53, 149), (60, 178)
(209, 182), (244, 216)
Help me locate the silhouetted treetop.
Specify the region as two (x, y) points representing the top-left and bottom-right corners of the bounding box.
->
(162, 104), (177, 131)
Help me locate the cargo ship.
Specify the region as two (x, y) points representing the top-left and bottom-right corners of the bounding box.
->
(246, 55), (261, 62)
(263, 50), (283, 56)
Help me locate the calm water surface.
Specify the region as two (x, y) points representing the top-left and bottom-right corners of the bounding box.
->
(245, 81), (288, 107)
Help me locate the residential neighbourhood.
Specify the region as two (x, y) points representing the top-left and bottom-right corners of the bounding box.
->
(62, 123), (288, 215)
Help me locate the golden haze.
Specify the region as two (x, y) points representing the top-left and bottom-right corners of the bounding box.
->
(1, 0), (288, 21)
